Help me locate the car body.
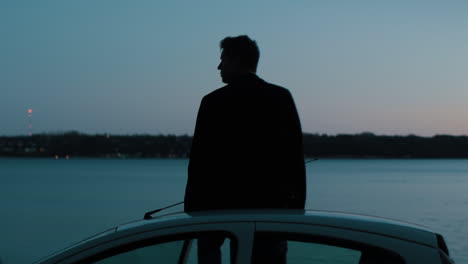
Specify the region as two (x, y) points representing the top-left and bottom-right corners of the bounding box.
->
(35, 209), (455, 264)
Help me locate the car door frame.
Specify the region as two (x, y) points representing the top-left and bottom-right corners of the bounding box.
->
(41, 221), (255, 264)
(254, 221), (441, 264)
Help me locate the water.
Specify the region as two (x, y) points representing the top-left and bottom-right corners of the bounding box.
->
(0, 158), (467, 263)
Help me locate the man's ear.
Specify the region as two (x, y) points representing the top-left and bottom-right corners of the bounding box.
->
(235, 58), (252, 73)
(232, 56), (242, 68)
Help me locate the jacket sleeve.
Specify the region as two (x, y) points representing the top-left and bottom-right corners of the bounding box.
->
(184, 96), (209, 212)
(281, 90), (306, 209)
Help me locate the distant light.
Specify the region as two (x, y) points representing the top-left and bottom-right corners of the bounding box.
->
(28, 109), (33, 114)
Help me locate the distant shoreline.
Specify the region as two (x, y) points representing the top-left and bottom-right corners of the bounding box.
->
(2, 132), (468, 159)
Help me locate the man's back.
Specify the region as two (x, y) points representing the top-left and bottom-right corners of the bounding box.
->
(184, 73), (305, 211)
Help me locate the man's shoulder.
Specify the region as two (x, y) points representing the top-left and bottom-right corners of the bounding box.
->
(203, 85), (230, 101)
(204, 79), (291, 99)
(261, 80), (291, 96)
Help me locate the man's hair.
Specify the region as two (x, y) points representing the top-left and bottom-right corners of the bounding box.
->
(220, 35), (260, 72)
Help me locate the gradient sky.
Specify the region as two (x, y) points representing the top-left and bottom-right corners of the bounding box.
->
(2, 0), (468, 136)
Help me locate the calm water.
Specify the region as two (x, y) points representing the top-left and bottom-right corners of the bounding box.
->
(0, 158), (467, 263)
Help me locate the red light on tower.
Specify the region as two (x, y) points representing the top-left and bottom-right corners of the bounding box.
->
(27, 109), (33, 136)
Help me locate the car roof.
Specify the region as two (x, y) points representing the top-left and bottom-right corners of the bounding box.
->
(36, 209), (440, 264)
(116, 209), (438, 248)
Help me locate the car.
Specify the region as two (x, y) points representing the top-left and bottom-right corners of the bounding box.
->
(35, 208), (455, 264)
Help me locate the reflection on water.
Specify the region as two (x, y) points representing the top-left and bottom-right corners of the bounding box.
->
(0, 158), (467, 263)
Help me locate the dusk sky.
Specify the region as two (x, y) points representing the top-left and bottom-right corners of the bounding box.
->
(2, 1), (468, 136)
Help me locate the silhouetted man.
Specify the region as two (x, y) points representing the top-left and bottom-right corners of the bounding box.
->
(184, 35), (306, 263)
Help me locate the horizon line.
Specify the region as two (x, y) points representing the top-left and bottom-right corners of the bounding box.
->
(1, 131), (467, 138)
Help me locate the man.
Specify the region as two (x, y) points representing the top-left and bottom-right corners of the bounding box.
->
(185, 35), (305, 212)
(184, 35), (305, 264)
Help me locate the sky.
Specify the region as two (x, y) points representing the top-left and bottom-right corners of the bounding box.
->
(2, 0), (468, 136)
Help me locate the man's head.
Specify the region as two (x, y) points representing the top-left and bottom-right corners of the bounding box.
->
(218, 35), (260, 83)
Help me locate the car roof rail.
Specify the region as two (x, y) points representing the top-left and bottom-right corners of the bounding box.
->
(144, 201), (184, 220)
(305, 158), (319, 164)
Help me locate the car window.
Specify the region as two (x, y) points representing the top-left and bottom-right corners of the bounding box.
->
(287, 240), (361, 264)
(92, 232), (233, 264)
(253, 232), (404, 264)
(185, 234), (234, 264)
(94, 239), (185, 264)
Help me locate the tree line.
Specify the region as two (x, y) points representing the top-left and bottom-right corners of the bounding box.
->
(1, 131), (467, 158)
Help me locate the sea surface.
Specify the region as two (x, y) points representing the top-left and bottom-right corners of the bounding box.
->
(0, 158), (467, 263)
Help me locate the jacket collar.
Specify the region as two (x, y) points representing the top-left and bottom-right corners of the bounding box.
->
(228, 73), (262, 86)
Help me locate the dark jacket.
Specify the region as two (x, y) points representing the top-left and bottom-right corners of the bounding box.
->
(184, 74), (306, 211)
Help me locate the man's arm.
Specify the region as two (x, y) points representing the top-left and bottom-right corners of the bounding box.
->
(281, 90), (306, 209)
(184, 96), (209, 212)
